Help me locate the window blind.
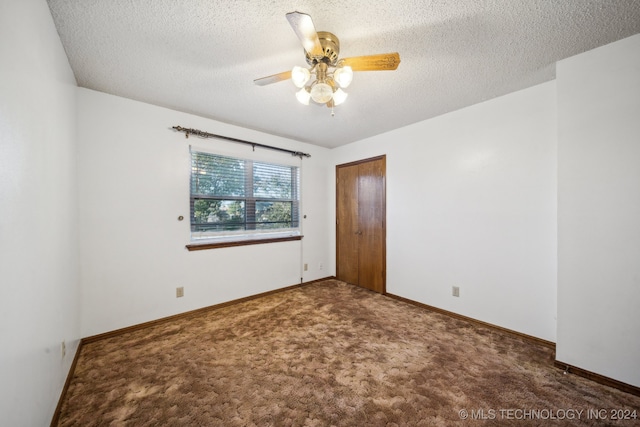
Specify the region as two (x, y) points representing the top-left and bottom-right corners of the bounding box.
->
(190, 149), (300, 242)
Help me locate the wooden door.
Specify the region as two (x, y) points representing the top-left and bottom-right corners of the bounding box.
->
(336, 156), (386, 293)
(336, 164), (360, 285)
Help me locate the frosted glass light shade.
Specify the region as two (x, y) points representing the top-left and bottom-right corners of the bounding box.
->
(334, 66), (353, 88)
(291, 66), (311, 88)
(332, 88), (348, 105)
(295, 87), (311, 105)
(310, 82), (333, 104)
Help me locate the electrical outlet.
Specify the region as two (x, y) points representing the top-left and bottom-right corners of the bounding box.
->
(319, 262), (324, 270)
(304, 263), (308, 271)
(176, 287), (184, 298)
(452, 286), (460, 297)
(61, 341), (66, 358)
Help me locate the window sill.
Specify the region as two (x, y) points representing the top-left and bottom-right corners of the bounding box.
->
(186, 235), (302, 251)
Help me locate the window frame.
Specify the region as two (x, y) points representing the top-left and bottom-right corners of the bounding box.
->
(187, 149), (302, 250)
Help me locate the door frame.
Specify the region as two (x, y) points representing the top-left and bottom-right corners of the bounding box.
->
(335, 155), (387, 293)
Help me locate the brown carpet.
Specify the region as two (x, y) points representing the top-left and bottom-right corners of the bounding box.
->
(56, 279), (639, 426)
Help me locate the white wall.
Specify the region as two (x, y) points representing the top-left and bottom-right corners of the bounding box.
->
(557, 34), (640, 387)
(0, 1), (81, 425)
(329, 82), (558, 342)
(77, 89), (331, 337)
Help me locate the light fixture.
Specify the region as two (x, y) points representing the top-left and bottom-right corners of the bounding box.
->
(295, 87), (311, 105)
(332, 88), (348, 106)
(333, 66), (353, 88)
(310, 82), (333, 103)
(291, 66), (311, 88)
(292, 62), (353, 111)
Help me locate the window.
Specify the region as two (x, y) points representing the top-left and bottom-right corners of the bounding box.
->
(189, 149), (300, 245)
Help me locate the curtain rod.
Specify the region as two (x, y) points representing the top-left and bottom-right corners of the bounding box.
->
(172, 126), (311, 158)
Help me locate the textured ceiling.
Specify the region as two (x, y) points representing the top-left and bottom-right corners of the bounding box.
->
(47, 0), (640, 148)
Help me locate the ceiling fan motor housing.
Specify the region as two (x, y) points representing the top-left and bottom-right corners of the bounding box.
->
(305, 31), (340, 66)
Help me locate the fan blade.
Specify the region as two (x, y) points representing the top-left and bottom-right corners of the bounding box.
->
(286, 12), (324, 58)
(254, 70), (292, 86)
(341, 52), (401, 71)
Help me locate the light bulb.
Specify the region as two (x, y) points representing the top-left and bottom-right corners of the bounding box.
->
(295, 87), (311, 105)
(332, 88), (348, 106)
(334, 66), (353, 88)
(291, 66), (311, 88)
(310, 82), (333, 104)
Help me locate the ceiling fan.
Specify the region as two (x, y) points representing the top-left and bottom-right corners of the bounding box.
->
(254, 12), (400, 113)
